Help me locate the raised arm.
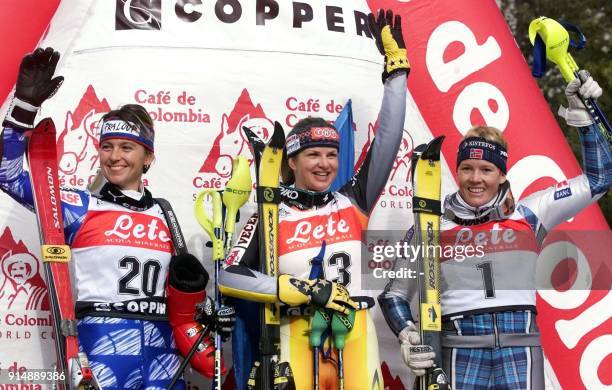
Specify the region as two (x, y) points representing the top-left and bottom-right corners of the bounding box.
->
(1, 48), (64, 210)
(341, 10), (408, 213)
(520, 72), (611, 237)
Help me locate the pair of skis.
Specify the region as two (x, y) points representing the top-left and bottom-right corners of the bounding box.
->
(242, 123), (289, 390)
(411, 136), (451, 390)
(26, 119), (99, 389)
(193, 156), (252, 389)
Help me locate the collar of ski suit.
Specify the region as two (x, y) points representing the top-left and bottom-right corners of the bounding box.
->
(443, 181), (515, 226)
(280, 184), (334, 210)
(90, 176), (155, 211)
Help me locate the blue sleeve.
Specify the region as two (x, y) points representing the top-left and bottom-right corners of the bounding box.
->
(1, 125), (90, 244)
(577, 123), (612, 196)
(60, 189), (90, 245)
(378, 294), (414, 337)
(0, 126), (34, 210)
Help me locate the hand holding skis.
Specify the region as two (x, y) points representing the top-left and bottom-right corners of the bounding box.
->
(368, 9), (409, 83)
(5, 48), (64, 129)
(558, 70), (603, 127)
(398, 321), (435, 377)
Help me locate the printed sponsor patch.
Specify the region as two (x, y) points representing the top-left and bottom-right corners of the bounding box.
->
(71, 210), (172, 251)
(286, 134), (300, 155)
(554, 181), (572, 200)
(310, 127), (339, 141)
(469, 148), (483, 159)
(100, 120), (140, 137)
(60, 190), (83, 206)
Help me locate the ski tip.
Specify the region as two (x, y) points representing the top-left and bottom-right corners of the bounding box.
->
(421, 135), (445, 161)
(34, 118), (56, 134)
(242, 126), (264, 147)
(269, 121), (286, 149)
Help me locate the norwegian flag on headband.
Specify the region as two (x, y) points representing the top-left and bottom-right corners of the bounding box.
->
(470, 148), (484, 159)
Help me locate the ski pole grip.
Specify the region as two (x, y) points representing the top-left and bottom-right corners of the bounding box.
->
(331, 309), (356, 350)
(194, 190), (224, 261)
(309, 309), (331, 347)
(528, 17), (579, 82)
(222, 156), (252, 234)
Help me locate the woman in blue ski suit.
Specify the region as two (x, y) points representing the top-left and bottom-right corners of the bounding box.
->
(0, 48), (234, 389)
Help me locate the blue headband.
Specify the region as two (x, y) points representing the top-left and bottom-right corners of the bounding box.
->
(99, 118), (155, 152)
(457, 137), (508, 174)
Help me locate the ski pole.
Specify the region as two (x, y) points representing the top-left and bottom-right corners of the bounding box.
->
(195, 190), (224, 389)
(529, 17), (612, 143)
(167, 324), (211, 390)
(222, 156), (252, 257)
(309, 309), (331, 390)
(308, 242), (327, 390)
(331, 309), (355, 390)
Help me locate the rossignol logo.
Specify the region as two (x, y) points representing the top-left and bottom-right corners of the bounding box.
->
(428, 305), (437, 323)
(263, 187), (275, 202)
(426, 221), (436, 290)
(267, 209), (276, 276)
(47, 167), (60, 229)
(115, 0), (374, 38)
(116, 0), (162, 30)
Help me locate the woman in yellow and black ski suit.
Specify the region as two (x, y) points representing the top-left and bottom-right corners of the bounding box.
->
(219, 9), (409, 390)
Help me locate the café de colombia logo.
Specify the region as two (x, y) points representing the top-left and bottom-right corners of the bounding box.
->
(115, 0), (375, 37)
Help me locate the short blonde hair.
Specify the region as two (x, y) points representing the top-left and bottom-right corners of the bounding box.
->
(463, 126), (508, 150)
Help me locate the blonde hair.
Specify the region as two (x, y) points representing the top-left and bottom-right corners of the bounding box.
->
(463, 126), (508, 150)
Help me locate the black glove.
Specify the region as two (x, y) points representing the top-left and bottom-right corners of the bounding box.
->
(368, 9), (410, 83)
(196, 296), (236, 341)
(4, 47), (64, 129)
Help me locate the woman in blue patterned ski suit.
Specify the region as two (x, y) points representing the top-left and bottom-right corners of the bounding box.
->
(379, 71), (610, 389)
(0, 48), (233, 389)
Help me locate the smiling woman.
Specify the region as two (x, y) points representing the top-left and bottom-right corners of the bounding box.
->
(96, 104), (156, 191)
(282, 116), (341, 192)
(456, 126), (509, 209)
(0, 49), (235, 389)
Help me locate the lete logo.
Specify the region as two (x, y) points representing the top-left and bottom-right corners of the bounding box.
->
(105, 214), (171, 242)
(285, 215), (351, 244)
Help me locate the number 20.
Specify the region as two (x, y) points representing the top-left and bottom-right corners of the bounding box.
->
(118, 256), (161, 297)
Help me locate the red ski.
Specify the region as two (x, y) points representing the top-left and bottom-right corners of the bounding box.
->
(27, 118), (98, 389)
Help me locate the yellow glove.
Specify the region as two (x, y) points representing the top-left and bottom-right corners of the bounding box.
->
(278, 275), (358, 315)
(368, 9), (410, 83)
